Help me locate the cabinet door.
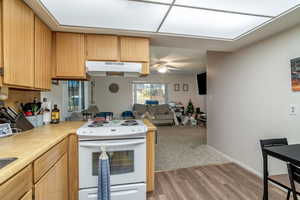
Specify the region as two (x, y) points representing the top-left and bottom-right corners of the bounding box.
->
(0, 165), (32, 200)
(20, 190), (32, 200)
(35, 17), (52, 90)
(55, 32), (86, 78)
(120, 37), (149, 62)
(86, 35), (119, 61)
(2, 0), (34, 87)
(35, 154), (68, 200)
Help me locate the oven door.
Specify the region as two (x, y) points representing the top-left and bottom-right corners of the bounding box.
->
(79, 138), (146, 189)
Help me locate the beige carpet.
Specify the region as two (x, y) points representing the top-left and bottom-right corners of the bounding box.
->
(155, 126), (229, 171)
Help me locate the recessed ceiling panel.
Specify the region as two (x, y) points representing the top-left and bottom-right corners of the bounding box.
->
(175, 0), (300, 16)
(160, 6), (270, 39)
(135, 0), (173, 4)
(40, 0), (169, 32)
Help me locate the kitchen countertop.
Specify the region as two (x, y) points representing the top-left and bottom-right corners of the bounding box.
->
(0, 119), (156, 185)
(0, 121), (85, 185)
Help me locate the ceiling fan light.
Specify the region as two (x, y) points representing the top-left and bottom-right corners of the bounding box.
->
(158, 66), (168, 73)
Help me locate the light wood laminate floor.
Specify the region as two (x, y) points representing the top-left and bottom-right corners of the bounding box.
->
(147, 163), (286, 200)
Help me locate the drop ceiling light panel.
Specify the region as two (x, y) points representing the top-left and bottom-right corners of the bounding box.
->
(39, 0), (169, 32)
(175, 0), (300, 16)
(160, 6), (270, 39)
(135, 0), (173, 3)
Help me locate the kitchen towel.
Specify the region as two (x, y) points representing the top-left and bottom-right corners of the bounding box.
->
(98, 147), (111, 200)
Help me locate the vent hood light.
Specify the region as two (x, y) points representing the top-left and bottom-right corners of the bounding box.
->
(86, 61), (142, 77)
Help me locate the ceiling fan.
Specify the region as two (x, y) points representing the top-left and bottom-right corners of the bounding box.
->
(150, 61), (182, 74)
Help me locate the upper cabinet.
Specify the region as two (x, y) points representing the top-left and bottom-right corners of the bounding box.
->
(120, 37), (150, 63)
(2, 0), (35, 88)
(34, 17), (52, 90)
(54, 32), (86, 79)
(86, 35), (119, 61)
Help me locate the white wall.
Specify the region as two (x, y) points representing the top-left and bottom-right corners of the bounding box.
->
(207, 25), (300, 176)
(92, 74), (206, 117)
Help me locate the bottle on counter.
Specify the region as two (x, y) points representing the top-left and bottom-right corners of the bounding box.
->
(51, 104), (60, 124)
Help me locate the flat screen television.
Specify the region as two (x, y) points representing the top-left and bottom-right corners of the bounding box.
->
(197, 73), (206, 95)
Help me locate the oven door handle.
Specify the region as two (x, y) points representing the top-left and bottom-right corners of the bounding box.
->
(80, 140), (145, 148)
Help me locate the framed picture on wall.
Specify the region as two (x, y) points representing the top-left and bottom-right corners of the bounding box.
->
(183, 84), (189, 92)
(291, 57), (300, 91)
(174, 84), (180, 91)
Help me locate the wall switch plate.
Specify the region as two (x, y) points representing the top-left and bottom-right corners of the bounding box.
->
(289, 104), (297, 116)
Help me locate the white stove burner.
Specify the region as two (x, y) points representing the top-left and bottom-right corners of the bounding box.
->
(77, 120), (148, 139)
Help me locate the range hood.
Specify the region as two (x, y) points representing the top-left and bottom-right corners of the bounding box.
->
(86, 61), (142, 77)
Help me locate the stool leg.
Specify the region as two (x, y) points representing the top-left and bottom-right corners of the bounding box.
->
(287, 190), (290, 200)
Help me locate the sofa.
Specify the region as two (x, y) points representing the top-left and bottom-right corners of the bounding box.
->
(133, 104), (174, 125)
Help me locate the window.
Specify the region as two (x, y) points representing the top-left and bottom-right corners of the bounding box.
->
(67, 81), (86, 112)
(133, 83), (167, 104)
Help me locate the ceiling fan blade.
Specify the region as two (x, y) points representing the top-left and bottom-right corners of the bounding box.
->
(166, 66), (182, 70)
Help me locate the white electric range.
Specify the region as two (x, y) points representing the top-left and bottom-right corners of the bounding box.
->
(77, 120), (148, 200)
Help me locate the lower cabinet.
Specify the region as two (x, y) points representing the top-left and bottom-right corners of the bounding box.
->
(20, 190), (33, 200)
(0, 134), (78, 200)
(35, 153), (69, 200)
(0, 165), (32, 200)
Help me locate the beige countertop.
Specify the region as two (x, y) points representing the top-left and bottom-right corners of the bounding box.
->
(0, 121), (85, 185)
(0, 119), (156, 185)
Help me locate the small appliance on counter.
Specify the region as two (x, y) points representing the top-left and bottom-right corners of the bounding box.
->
(0, 123), (13, 138)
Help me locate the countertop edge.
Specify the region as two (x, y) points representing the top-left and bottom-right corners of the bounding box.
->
(0, 132), (75, 185)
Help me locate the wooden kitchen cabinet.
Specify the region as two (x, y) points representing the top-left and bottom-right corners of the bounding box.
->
(34, 138), (67, 183)
(68, 134), (79, 200)
(35, 153), (69, 200)
(0, 165), (33, 200)
(54, 32), (86, 79)
(147, 130), (155, 192)
(34, 16), (52, 90)
(120, 37), (149, 62)
(86, 34), (119, 61)
(2, 0), (35, 87)
(20, 190), (33, 200)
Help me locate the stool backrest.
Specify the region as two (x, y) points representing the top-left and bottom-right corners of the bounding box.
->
(260, 138), (288, 150)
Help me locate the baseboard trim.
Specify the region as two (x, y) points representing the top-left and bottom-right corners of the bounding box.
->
(207, 145), (262, 178)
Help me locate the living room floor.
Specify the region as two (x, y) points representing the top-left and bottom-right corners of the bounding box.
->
(155, 126), (229, 171)
(148, 163), (286, 200)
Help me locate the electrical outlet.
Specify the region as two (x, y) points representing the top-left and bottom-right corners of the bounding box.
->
(289, 104), (297, 116)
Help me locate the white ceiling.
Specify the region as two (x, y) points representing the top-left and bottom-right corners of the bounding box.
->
(23, 0), (300, 74)
(174, 0), (300, 16)
(38, 0), (300, 40)
(160, 6), (270, 39)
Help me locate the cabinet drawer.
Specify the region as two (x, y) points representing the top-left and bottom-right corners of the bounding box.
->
(0, 165), (32, 200)
(34, 138), (67, 183)
(20, 190), (32, 200)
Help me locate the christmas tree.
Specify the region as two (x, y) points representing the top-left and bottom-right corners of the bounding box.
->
(186, 99), (194, 114)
